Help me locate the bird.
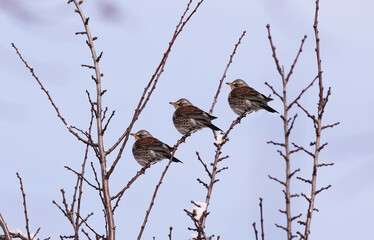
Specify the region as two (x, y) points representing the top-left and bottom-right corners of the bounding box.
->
(169, 98), (222, 135)
(226, 79), (278, 115)
(130, 130), (182, 167)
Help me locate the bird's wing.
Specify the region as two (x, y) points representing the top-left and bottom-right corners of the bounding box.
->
(176, 105), (213, 121)
(136, 137), (170, 153)
(231, 87), (267, 103)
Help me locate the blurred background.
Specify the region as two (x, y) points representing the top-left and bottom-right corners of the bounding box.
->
(1, 0), (373, 239)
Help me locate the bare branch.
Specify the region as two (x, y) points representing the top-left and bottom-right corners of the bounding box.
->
(81, 64), (95, 69)
(268, 175), (286, 187)
(317, 142), (328, 152)
(196, 178), (209, 189)
(0, 214), (11, 240)
(259, 198), (265, 240)
(290, 194), (300, 198)
(16, 172), (32, 240)
(102, 110), (116, 134)
(321, 122), (340, 130)
(285, 35), (308, 83)
(106, 0), (206, 179)
(9, 232), (28, 240)
(53, 200), (68, 218)
(112, 166), (149, 212)
(317, 162), (334, 168)
(292, 143), (315, 158)
(297, 177), (312, 185)
(11, 43), (96, 147)
(65, 166), (101, 191)
(196, 152), (211, 178)
(209, 30), (246, 114)
(275, 223), (288, 232)
(264, 82), (283, 101)
(289, 168), (300, 179)
(288, 76), (318, 110)
(216, 167), (228, 174)
(79, 215), (104, 239)
(315, 185), (332, 195)
(291, 214), (302, 222)
(295, 102), (318, 126)
(81, 229), (92, 240)
(267, 141), (285, 147)
(168, 227), (173, 240)
(286, 114), (298, 137)
(266, 24), (283, 76)
(252, 223), (259, 240)
(301, 193), (311, 203)
(137, 133), (190, 240)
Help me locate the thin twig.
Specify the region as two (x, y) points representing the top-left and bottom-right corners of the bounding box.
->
(112, 166), (149, 212)
(285, 35), (308, 83)
(106, 0), (206, 179)
(0, 214), (11, 240)
(16, 173), (32, 240)
(196, 152), (212, 178)
(288, 76), (318, 110)
(137, 133), (190, 240)
(31, 227), (41, 240)
(79, 215), (104, 239)
(70, 0), (116, 238)
(11, 43), (96, 147)
(75, 111), (95, 237)
(209, 30), (246, 114)
(168, 227), (173, 240)
(266, 23), (310, 240)
(266, 24), (283, 76)
(65, 166), (100, 191)
(9, 232), (28, 240)
(252, 223), (259, 240)
(259, 198), (265, 240)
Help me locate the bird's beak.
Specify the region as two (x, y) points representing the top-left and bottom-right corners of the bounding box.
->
(169, 102), (178, 106)
(226, 82), (234, 87)
(130, 133), (137, 137)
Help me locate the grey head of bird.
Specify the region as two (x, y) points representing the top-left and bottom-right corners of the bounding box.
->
(169, 98), (193, 109)
(130, 130), (153, 140)
(226, 79), (249, 89)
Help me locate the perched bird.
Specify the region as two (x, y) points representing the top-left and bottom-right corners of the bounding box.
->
(226, 79), (278, 115)
(130, 130), (182, 167)
(169, 98), (221, 135)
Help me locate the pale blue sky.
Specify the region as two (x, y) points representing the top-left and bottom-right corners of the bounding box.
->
(1, 0), (374, 239)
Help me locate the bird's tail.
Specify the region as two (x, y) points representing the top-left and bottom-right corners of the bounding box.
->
(207, 123), (222, 132)
(264, 105), (278, 113)
(172, 156), (183, 164)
